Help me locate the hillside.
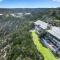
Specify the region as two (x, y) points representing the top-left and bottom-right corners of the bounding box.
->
(0, 8), (60, 60)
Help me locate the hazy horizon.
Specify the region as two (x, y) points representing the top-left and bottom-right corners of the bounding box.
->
(0, 0), (60, 8)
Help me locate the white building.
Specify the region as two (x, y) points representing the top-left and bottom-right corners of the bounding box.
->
(34, 20), (60, 55)
(47, 26), (60, 40)
(0, 14), (3, 16)
(34, 20), (49, 34)
(34, 20), (48, 30)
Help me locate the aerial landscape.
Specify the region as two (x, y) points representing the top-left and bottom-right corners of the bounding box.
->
(0, 0), (60, 60)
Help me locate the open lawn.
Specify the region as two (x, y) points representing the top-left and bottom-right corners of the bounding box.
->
(31, 31), (56, 60)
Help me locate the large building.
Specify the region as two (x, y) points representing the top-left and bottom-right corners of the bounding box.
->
(34, 20), (48, 34)
(34, 20), (60, 55)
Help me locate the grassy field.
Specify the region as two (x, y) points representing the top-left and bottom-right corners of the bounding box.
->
(31, 31), (56, 60)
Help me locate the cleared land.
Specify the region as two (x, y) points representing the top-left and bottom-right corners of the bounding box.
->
(31, 31), (56, 60)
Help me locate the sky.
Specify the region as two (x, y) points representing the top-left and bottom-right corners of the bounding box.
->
(0, 0), (60, 8)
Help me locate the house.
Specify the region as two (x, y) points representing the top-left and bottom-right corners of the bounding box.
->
(34, 20), (60, 55)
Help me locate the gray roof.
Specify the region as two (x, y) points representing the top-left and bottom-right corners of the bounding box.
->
(47, 26), (60, 40)
(34, 20), (48, 29)
(34, 20), (60, 40)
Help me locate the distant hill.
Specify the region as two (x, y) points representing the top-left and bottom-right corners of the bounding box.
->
(0, 8), (51, 13)
(0, 8), (60, 18)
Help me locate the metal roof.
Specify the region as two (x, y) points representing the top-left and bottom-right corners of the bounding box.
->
(34, 20), (48, 29)
(34, 20), (60, 40)
(47, 26), (60, 40)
